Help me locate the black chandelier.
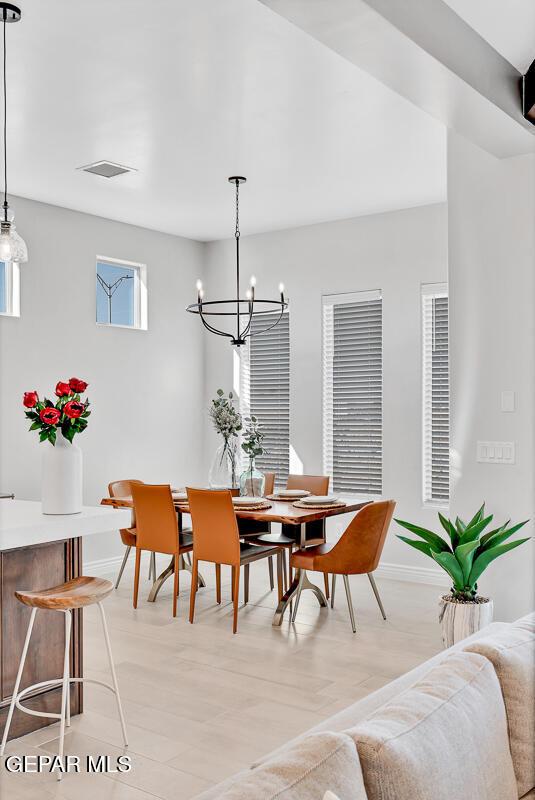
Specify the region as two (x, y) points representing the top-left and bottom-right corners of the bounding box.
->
(186, 176), (287, 346)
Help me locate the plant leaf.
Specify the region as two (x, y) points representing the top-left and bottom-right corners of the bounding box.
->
(396, 536), (436, 559)
(455, 517), (466, 534)
(394, 519), (450, 552)
(458, 515), (494, 544)
(431, 550), (465, 591)
(438, 513), (459, 547)
(468, 538), (531, 586)
(466, 503), (486, 528)
(454, 539), (480, 583)
(479, 521), (529, 551)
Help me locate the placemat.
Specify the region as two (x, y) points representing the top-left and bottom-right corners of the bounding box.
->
(233, 500), (272, 511)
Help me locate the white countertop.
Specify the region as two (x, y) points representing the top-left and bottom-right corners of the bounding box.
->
(0, 500), (131, 552)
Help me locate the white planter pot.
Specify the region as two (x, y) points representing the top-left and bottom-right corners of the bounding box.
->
(41, 434), (82, 515)
(438, 595), (494, 648)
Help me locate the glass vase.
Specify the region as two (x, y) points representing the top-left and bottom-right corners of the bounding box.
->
(208, 440), (238, 489)
(239, 458), (265, 497)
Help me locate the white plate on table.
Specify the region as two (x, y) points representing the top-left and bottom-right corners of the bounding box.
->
(172, 491), (188, 502)
(276, 489), (310, 499)
(233, 496), (264, 506)
(299, 495), (339, 505)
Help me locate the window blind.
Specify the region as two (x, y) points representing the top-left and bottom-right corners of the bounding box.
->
(241, 311), (290, 486)
(422, 285), (449, 504)
(323, 291), (382, 495)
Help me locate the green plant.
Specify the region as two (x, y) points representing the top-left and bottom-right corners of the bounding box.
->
(396, 504), (530, 601)
(241, 415), (265, 463)
(209, 389), (242, 485)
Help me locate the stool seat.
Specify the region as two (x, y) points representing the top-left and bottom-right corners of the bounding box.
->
(15, 576), (113, 610)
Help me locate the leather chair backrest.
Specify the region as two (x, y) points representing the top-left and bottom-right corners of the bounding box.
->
(131, 483), (179, 555)
(187, 487), (241, 566)
(330, 500), (396, 573)
(108, 479), (143, 545)
(287, 474), (330, 495)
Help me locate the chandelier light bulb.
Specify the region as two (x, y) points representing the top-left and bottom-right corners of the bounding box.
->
(245, 288), (252, 301)
(250, 275), (257, 287)
(279, 282), (285, 295)
(199, 288), (204, 300)
(196, 279), (203, 291)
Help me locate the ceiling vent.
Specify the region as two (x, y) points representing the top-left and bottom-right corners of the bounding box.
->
(78, 160), (136, 178)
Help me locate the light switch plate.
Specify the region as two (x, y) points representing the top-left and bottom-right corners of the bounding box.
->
(501, 391), (515, 412)
(477, 441), (515, 464)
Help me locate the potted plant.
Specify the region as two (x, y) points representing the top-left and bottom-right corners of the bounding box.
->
(208, 389), (242, 490)
(396, 504), (530, 647)
(239, 415), (266, 497)
(23, 377), (91, 514)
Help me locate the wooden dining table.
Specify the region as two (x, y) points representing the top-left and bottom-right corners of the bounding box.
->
(101, 493), (368, 626)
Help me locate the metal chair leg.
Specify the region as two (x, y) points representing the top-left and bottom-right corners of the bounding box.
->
(343, 575), (357, 633)
(291, 571), (306, 623)
(98, 602), (128, 747)
(0, 607), (37, 756)
(268, 556), (274, 591)
(244, 564), (250, 604)
(367, 573), (387, 620)
(331, 573), (337, 609)
(57, 610), (72, 780)
(149, 552), (156, 581)
(115, 546), (131, 589)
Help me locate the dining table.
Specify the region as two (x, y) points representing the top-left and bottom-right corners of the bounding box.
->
(101, 493), (369, 626)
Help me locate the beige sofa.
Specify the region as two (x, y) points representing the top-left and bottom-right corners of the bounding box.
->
(196, 613), (534, 800)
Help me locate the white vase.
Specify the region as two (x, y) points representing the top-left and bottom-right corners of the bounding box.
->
(438, 595), (494, 648)
(41, 434), (83, 515)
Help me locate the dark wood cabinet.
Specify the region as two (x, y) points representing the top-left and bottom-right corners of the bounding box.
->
(0, 538), (83, 740)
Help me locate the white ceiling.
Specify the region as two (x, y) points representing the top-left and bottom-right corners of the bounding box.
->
(443, 0), (535, 74)
(7, 0), (445, 241)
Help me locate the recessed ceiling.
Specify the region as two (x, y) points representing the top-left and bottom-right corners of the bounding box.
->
(443, 0), (535, 74)
(7, 0), (445, 241)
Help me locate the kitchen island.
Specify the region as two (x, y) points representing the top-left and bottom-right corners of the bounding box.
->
(0, 500), (130, 742)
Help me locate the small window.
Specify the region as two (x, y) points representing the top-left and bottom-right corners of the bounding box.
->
(0, 260), (20, 317)
(96, 257), (147, 329)
(422, 284), (449, 505)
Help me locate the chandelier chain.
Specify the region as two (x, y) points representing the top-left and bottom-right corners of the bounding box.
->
(234, 179), (240, 239)
(3, 18), (7, 219)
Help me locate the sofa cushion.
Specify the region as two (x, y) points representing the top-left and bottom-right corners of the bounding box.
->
(214, 732), (367, 800)
(347, 651), (517, 800)
(464, 612), (535, 796)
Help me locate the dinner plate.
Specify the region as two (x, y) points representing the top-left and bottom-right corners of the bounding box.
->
(299, 495), (339, 505)
(232, 496), (263, 506)
(276, 489), (310, 498)
(172, 491), (188, 501)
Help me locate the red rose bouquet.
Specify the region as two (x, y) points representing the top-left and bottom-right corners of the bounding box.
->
(23, 377), (91, 445)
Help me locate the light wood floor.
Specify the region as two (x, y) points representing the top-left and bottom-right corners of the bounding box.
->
(2, 556), (443, 800)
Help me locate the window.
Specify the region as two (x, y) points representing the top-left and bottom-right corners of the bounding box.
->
(422, 284), (449, 505)
(240, 311), (290, 487)
(0, 260), (20, 317)
(96, 257), (147, 329)
(323, 291), (382, 496)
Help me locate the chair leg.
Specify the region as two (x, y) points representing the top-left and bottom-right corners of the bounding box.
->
(323, 572), (330, 600)
(0, 607), (37, 756)
(331, 574), (337, 609)
(291, 571), (306, 623)
(244, 564), (250, 604)
(57, 610), (72, 781)
(133, 548), (141, 609)
(268, 556), (274, 591)
(173, 554), (179, 618)
(282, 550), (288, 593)
(276, 551), (283, 603)
(98, 602), (128, 746)
(232, 566), (240, 634)
(342, 575), (357, 633)
(65, 612), (71, 728)
(149, 552), (156, 581)
(115, 546), (131, 589)
(215, 563), (221, 604)
(368, 573), (387, 620)
(189, 557), (199, 624)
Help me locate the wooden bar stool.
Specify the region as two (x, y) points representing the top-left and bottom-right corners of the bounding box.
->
(0, 576), (127, 779)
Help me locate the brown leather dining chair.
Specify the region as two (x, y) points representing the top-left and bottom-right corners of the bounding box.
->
(108, 479), (144, 589)
(289, 500), (395, 632)
(187, 488), (283, 633)
(237, 470), (277, 591)
(131, 483), (193, 617)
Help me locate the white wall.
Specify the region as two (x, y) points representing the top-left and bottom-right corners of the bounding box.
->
(448, 132), (535, 620)
(203, 204), (449, 575)
(0, 196), (206, 565)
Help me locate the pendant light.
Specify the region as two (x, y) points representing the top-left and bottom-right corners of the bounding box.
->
(0, 3), (27, 263)
(187, 177), (287, 346)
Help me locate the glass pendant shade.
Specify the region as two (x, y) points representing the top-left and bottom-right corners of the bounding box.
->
(0, 220), (28, 262)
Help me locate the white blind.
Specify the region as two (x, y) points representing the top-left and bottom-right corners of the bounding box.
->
(323, 291), (382, 495)
(240, 312), (290, 486)
(422, 285), (449, 504)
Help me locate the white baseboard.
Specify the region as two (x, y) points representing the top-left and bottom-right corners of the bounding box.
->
(375, 561), (450, 587)
(85, 554), (449, 588)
